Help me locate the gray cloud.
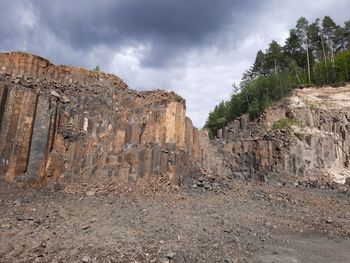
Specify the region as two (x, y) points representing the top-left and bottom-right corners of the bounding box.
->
(0, 0), (349, 127)
(32, 0), (261, 67)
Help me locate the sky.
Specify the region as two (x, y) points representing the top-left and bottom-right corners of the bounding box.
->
(0, 0), (349, 127)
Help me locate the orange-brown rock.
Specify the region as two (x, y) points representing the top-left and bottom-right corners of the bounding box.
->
(2, 52), (347, 188)
(0, 52), (225, 188)
(0, 52), (128, 88)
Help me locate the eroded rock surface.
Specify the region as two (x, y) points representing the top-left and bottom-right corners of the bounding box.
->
(1, 52), (348, 189)
(217, 85), (350, 184)
(0, 52), (226, 187)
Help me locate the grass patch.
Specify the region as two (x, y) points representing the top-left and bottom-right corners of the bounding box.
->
(309, 103), (318, 111)
(272, 118), (302, 130)
(294, 132), (305, 140)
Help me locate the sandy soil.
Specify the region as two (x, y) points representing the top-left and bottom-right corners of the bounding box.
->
(0, 180), (349, 263)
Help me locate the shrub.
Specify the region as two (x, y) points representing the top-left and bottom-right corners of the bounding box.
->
(309, 103), (318, 111)
(294, 132), (305, 140)
(272, 118), (302, 130)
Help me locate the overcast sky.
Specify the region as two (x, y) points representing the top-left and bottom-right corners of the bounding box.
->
(0, 0), (349, 127)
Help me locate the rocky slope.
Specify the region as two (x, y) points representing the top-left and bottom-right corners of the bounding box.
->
(217, 85), (350, 184)
(0, 52), (227, 188)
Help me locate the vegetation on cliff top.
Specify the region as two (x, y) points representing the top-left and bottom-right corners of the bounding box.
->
(205, 16), (350, 138)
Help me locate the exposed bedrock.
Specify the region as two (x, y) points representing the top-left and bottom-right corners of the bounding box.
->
(217, 86), (350, 183)
(2, 52), (348, 188)
(0, 52), (227, 187)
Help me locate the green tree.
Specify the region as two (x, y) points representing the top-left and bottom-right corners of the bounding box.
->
(204, 101), (230, 137)
(343, 20), (350, 50)
(248, 99), (260, 119)
(334, 50), (350, 82)
(307, 19), (322, 62)
(335, 26), (346, 52)
(205, 16), (350, 138)
(252, 50), (267, 76)
(296, 17), (311, 83)
(284, 29), (304, 68)
(322, 16), (338, 62)
(265, 41), (283, 75)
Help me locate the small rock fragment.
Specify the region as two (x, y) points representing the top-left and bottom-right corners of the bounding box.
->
(86, 190), (96, 196)
(81, 224), (91, 230)
(166, 252), (176, 259)
(16, 215), (25, 221)
(61, 95), (70, 103)
(50, 90), (60, 97)
(82, 255), (90, 263)
(326, 218), (333, 224)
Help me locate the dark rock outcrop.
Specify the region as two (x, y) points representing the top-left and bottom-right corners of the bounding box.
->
(217, 86), (350, 183)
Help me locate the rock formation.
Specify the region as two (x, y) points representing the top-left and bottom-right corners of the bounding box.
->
(0, 52), (227, 188)
(217, 86), (350, 184)
(1, 52), (348, 189)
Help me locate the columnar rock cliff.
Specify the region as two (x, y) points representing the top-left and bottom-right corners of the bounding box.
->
(1, 52), (348, 188)
(0, 52), (226, 187)
(217, 86), (350, 183)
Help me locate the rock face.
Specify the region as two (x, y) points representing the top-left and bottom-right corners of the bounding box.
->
(0, 52), (226, 187)
(1, 52), (348, 188)
(217, 86), (350, 183)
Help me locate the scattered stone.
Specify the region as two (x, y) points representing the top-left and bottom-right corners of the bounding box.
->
(81, 224), (91, 230)
(86, 190), (96, 196)
(345, 177), (350, 186)
(13, 200), (21, 207)
(204, 183), (211, 190)
(50, 90), (60, 97)
(326, 218), (333, 224)
(1, 224), (11, 229)
(89, 217), (97, 223)
(166, 252), (176, 259)
(61, 95), (70, 103)
(82, 255), (91, 263)
(16, 215), (25, 221)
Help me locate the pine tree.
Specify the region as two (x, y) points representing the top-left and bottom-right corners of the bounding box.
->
(265, 41), (283, 75)
(322, 16), (338, 63)
(307, 19), (322, 62)
(205, 15), (350, 137)
(295, 17), (311, 84)
(252, 50), (267, 76)
(284, 29), (304, 66)
(344, 20), (350, 50)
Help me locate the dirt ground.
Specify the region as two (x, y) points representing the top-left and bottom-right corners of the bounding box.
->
(0, 179), (350, 263)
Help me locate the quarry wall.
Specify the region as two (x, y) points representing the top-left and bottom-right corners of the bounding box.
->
(0, 52), (226, 187)
(217, 87), (350, 183)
